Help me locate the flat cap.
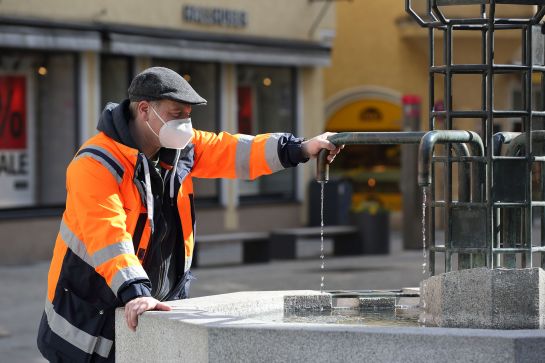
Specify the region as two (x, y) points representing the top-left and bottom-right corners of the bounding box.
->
(128, 67), (207, 105)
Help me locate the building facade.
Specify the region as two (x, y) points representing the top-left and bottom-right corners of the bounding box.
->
(0, 0), (335, 264)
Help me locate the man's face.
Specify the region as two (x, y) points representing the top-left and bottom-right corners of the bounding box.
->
(146, 99), (192, 138)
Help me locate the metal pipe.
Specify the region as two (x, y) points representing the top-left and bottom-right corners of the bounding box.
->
(317, 131), (473, 204)
(457, 143), (471, 203)
(316, 132), (426, 183)
(418, 130), (484, 187)
(505, 130), (545, 157)
(493, 132), (520, 156)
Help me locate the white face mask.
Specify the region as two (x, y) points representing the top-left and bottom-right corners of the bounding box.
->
(148, 106), (193, 149)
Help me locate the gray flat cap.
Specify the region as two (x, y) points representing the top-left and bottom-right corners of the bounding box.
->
(128, 67), (207, 105)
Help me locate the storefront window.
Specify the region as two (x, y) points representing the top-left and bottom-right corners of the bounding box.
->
(152, 59), (219, 203)
(0, 51), (77, 210)
(101, 55), (132, 107)
(237, 65), (296, 202)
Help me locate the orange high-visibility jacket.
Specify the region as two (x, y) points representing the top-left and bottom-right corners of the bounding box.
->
(37, 100), (307, 362)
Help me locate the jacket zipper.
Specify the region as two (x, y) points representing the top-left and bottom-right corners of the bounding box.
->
(153, 168), (173, 301)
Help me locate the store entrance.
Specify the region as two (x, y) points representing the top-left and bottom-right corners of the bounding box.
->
(325, 97), (402, 212)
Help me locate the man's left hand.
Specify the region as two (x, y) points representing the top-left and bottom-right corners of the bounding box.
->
(301, 132), (343, 163)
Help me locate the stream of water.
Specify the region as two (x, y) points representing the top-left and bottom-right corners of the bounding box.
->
(422, 187), (428, 275)
(320, 181), (325, 298)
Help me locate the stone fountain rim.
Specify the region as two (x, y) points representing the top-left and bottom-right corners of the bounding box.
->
(119, 290), (545, 336)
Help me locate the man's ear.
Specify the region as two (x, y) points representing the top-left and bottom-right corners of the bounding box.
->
(136, 101), (150, 118)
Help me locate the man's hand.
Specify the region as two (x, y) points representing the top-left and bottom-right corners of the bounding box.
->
(301, 132), (343, 163)
(124, 296), (171, 332)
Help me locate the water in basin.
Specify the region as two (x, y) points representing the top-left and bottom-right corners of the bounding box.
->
(246, 307), (420, 327)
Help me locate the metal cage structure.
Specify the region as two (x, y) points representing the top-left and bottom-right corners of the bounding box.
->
(406, 0), (545, 275)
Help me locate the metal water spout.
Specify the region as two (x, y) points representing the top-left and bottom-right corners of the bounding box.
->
(317, 131), (477, 202)
(417, 130), (484, 187)
(317, 132), (426, 183)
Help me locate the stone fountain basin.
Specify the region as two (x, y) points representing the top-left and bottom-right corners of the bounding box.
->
(115, 290), (545, 363)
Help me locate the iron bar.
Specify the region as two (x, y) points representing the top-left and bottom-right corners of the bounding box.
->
(532, 5), (545, 25)
(525, 21), (534, 267)
(432, 156), (486, 162)
(430, 201), (487, 207)
(485, 2), (495, 268)
(429, 22), (437, 276)
(431, 110), (534, 118)
(483, 3), (492, 268)
(541, 38), (545, 269)
(445, 23), (454, 271)
(430, 64), (537, 74)
(430, 246), (489, 253)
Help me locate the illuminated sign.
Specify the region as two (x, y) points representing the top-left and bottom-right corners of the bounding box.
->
(360, 107), (383, 122)
(182, 5), (247, 28)
(327, 99), (402, 131)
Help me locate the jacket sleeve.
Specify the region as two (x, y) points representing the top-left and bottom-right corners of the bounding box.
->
(66, 155), (151, 304)
(191, 130), (309, 179)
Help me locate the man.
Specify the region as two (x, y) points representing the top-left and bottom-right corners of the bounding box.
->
(37, 67), (341, 362)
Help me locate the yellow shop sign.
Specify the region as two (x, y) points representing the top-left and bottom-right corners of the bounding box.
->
(326, 99), (402, 131)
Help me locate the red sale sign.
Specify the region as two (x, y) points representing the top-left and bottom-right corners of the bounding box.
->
(0, 76), (27, 150)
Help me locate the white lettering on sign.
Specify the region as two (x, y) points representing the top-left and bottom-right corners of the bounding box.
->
(0, 150), (33, 207)
(182, 5), (247, 28)
(0, 151), (27, 175)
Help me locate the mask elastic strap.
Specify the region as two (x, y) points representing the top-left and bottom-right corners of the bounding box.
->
(142, 156), (154, 233)
(150, 106), (167, 126)
(146, 106), (166, 140)
(146, 120), (160, 140)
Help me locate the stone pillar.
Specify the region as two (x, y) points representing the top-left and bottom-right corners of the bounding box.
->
(420, 267), (545, 329)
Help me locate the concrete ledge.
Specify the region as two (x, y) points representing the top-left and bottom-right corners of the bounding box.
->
(116, 290), (545, 362)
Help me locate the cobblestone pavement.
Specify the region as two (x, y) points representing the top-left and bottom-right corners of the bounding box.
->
(0, 231), (424, 362)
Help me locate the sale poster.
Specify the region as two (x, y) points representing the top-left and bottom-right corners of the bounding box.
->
(0, 75), (33, 207)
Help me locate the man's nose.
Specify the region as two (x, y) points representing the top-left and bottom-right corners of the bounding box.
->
(183, 104), (192, 114)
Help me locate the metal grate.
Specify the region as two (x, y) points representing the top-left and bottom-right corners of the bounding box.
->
(406, 0), (545, 274)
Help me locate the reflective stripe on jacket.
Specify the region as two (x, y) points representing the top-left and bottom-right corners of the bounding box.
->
(37, 129), (291, 362)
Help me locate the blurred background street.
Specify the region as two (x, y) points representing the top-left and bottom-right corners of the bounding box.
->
(0, 0), (539, 361)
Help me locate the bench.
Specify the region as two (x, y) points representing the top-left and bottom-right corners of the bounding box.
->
(269, 225), (362, 260)
(193, 231), (270, 267)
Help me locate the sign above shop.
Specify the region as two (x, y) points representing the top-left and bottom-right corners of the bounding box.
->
(360, 107), (382, 122)
(326, 99), (402, 132)
(182, 5), (247, 28)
